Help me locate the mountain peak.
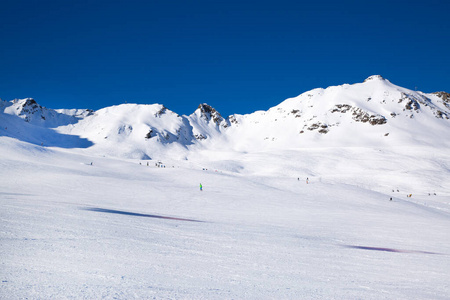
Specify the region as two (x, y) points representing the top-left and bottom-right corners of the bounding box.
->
(195, 103), (226, 126)
(364, 75), (386, 82)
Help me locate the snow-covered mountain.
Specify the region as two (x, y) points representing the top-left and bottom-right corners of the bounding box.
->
(1, 75), (449, 158)
(224, 75), (449, 151)
(2, 76), (450, 299)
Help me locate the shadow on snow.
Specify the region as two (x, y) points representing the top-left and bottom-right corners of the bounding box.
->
(343, 245), (443, 255)
(0, 113), (94, 149)
(82, 207), (204, 223)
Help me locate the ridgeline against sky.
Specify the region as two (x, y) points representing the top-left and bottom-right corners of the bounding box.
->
(1, 0), (449, 117)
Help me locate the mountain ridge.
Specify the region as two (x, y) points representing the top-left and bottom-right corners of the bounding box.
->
(1, 76), (449, 159)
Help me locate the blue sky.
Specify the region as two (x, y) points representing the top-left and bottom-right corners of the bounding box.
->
(1, 0), (449, 117)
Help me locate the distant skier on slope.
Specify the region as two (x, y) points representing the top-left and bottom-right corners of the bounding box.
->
(306, 177), (309, 184)
(200, 183), (203, 191)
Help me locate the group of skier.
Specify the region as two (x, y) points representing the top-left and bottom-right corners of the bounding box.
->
(297, 177), (309, 184)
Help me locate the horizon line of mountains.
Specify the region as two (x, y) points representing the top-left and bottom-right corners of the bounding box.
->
(1, 75), (449, 158)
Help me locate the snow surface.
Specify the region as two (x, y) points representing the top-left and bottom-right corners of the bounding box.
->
(1, 76), (450, 299)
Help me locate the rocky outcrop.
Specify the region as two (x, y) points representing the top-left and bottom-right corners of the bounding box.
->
(196, 103), (228, 127)
(14, 98), (45, 122)
(433, 92), (450, 109)
(331, 104), (387, 125)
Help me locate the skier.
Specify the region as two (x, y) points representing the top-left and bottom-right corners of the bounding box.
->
(306, 177), (309, 184)
(200, 183), (203, 191)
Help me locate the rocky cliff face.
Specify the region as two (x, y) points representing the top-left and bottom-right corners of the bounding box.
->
(194, 103), (230, 127)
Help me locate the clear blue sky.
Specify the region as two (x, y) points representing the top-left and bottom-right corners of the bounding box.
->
(1, 0), (449, 117)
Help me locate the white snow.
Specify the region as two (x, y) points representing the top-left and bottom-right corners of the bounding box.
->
(1, 76), (450, 299)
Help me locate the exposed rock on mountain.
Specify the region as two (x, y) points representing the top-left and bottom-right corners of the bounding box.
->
(194, 103), (230, 128)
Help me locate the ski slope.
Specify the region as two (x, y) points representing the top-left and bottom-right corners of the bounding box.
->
(1, 76), (450, 298)
(1, 137), (449, 299)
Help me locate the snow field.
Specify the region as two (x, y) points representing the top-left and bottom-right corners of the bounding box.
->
(1, 138), (449, 299)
